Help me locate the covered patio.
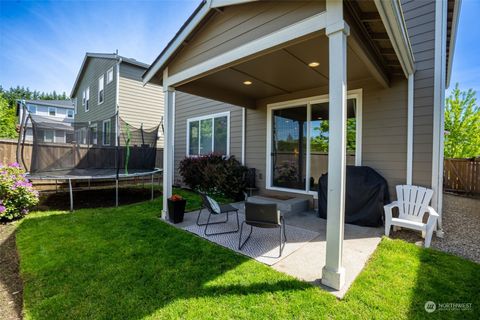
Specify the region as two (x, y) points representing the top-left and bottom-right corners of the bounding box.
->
(144, 0), (415, 291)
(171, 199), (382, 298)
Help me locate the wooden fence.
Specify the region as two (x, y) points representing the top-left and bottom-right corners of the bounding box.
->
(0, 139), (163, 190)
(443, 157), (480, 196)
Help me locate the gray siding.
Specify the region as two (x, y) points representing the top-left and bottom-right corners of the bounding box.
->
(118, 63), (164, 147)
(72, 58), (117, 146)
(73, 58), (117, 123)
(402, 0), (436, 188)
(248, 77), (409, 199)
(169, 0), (326, 75)
(173, 91), (243, 185)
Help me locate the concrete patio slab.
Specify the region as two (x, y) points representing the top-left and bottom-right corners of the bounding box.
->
(167, 202), (382, 299)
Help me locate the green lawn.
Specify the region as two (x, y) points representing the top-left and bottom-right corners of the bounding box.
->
(15, 193), (479, 319)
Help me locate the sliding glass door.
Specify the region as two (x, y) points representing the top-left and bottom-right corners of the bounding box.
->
(271, 105), (307, 190)
(268, 92), (361, 195)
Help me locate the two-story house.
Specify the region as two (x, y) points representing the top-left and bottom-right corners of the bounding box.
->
(70, 52), (164, 147)
(17, 99), (75, 143)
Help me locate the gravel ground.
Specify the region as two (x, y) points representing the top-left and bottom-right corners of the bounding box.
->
(392, 193), (480, 263)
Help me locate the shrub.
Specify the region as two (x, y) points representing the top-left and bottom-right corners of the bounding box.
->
(0, 162), (39, 221)
(179, 154), (248, 200)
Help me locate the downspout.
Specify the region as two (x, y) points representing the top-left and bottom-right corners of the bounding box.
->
(115, 56), (122, 146)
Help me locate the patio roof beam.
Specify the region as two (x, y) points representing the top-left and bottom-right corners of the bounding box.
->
(345, 3), (390, 88)
(164, 11), (328, 88)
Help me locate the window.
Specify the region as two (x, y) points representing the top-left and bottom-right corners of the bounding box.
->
(98, 75), (104, 104)
(187, 112), (229, 156)
(102, 120), (111, 146)
(267, 90), (363, 195)
(90, 124), (98, 145)
(27, 105), (36, 114)
(107, 67), (114, 84)
(67, 109), (74, 118)
(84, 87), (90, 112)
(44, 130), (54, 143)
(48, 107), (56, 116)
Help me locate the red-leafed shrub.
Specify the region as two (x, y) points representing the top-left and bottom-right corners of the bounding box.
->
(179, 154), (247, 200)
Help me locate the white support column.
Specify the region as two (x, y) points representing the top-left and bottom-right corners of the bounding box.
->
(162, 68), (175, 219)
(407, 73), (414, 185)
(321, 0), (349, 291)
(432, 0), (447, 237)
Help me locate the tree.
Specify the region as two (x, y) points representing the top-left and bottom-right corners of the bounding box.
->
(0, 92), (17, 139)
(444, 83), (480, 158)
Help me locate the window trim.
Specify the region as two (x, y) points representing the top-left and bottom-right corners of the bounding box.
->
(265, 89), (363, 197)
(98, 75), (105, 104)
(107, 67), (114, 84)
(43, 129), (55, 143)
(48, 107), (56, 116)
(90, 123), (98, 145)
(186, 111), (230, 157)
(27, 105), (37, 114)
(84, 87), (90, 112)
(102, 119), (111, 146)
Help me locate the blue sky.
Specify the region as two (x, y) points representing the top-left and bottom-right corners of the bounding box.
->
(0, 0), (478, 98)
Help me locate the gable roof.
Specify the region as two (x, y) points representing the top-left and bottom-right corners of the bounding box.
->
(19, 99), (74, 109)
(144, 0), (460, 86)
(143, 0), (259, 85)
(70, 52), (150, 97)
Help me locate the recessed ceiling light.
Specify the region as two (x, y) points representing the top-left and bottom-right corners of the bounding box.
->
(243, 80), (252, 85)
(308, 62), (320, 67)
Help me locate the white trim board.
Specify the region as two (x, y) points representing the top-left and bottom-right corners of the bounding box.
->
(431, 0), (448, 233)
(186, 111), (231, 157)
(265, 89), (363, 197)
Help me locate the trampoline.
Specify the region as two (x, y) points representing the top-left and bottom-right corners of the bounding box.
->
(17, 103), (162, 211)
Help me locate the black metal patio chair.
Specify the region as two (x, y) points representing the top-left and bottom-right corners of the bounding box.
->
(197, 192), (240, 236)
(238, 202), (287, 257)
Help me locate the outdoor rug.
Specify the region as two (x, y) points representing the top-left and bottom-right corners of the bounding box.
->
(183, 212), (320, 265)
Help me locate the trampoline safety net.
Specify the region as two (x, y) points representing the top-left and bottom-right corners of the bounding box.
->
(21, 112), (160, 178)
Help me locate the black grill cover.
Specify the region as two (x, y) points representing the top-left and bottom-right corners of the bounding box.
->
(317, 166), (390, 227)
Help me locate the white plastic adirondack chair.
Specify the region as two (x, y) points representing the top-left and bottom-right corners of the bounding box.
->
(384, 185), (439, 248)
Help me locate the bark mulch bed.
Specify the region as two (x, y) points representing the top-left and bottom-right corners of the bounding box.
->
(36, 187), (162, 211)
(0, 222), (23, 320)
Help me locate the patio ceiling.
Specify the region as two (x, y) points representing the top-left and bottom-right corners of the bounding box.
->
(170, 0), (406, 109)
(176, 33), (388, 109)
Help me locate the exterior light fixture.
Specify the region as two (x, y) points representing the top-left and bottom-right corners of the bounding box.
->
(308, 62), (320, 67)
(243, 80), (252, 85)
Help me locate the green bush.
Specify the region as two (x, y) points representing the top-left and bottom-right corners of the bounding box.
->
(0, 162), (39, 221)
(179, 154), (248, 200)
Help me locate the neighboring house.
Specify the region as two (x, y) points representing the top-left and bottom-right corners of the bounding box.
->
(143, 0), (460, 290)
(70, 53), (164, 147)
(17, 99), (75, 143)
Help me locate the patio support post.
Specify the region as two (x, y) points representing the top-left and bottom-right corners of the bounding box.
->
(162, 68), (175, 219)
(321, 0), (350, 291)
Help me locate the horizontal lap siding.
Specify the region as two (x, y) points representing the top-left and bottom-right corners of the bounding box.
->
(246, 77), (408, 199)
(169, 0), (326, 75)
(173, 92), (244, 185)
(118, 73), (164, 147)
(402, 0), (436, 188)
(73, 58), (117, 123)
